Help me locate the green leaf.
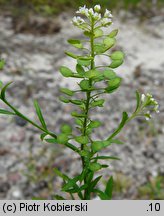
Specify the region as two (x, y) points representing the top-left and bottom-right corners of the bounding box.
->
(0, 109), (15, 115)
(94, 29), (103, 38)
(110, 139), (124, 144)
(92, 156), (120, 160)
(105, 77), (122, 93)
(0, 59), (5, 70)
(60, 66), (73, 77)
(57, 133), (69, 144)
(103, 37), (116, 49)
(85, 70), (101, 79)
(89, 120), (101, 128)
(105, 176), (113, 199)
(91, 99), (105, 108)
(59, 96), (70, 103)
(60, 124), (72, 134)
(62, 176), (80, 191)
(111, 51), (124, 60)
(94, 43), (106, 54)
(54, 168), (69, 181)
(65, 51), (77, 59)
(84, 31), (93, 37)
(67, 39), (83, 49)
(89, 162), (102, 171)
(60, 88), (74, 96)
(54, 195), (65, 200)
(79, 80), (90, 90)
(135, 90), (141, 112)
(0, 80), (3, 88)
(45, 138), (57, 143)
(0, 82), (13, 100)
(77, 57), (91, 66)
(103, 69), (117, 80)
(109, 60), (124, 68)
(89, 176), (102, 190)
(75, 136), (89, 144)
(94, 189), (110, 200)
(71, 111), (86, 118)
(91, 140), (112, 152)
(107, 112), (129, 140)
(108, 29), (118, 38)
(34, 100), (47, 129)
(70, 100), (83, 105)
(76, 64), (85, 75)
(40, 133), (47, 141)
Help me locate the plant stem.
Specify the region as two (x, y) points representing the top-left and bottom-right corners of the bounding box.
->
(82, 18), (95, 200)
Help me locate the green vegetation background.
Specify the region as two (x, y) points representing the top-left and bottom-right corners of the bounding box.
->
(0, 0), (163, 16)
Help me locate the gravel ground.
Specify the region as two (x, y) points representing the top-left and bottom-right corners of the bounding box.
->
(0, 11), (164, 199)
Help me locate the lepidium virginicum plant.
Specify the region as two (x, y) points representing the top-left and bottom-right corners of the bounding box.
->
(0, 5), (159, 200)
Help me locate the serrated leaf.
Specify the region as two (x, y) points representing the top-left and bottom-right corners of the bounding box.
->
(60, 88), (74, 96)
(105, 176), (113, 199)
(0, 109), (15, 115)
(108, 29), (118, 38)
(0, 82), (13, 100)
(107, 112), (129, 140)
(65, 51), (77, 59)
(68, 39), (83, 49)
(60, 66), (73, 77)
(34, 100), (47, 129)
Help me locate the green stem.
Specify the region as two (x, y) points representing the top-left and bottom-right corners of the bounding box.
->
(81, 18), (95, 200)
(3, 99), (57, 138)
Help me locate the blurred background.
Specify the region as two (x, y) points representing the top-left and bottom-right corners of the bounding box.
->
(0, 0), (164, 200)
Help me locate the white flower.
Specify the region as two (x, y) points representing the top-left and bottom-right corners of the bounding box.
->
(72, 16), (85, 26)
(141, 94), (145, 102)
(101, 18), (112, 26)
(104, 9), (113, 18)
(94, 5), (101, 12)
(93, 12), (101, 20)
(88, 8), (94, 16)
(76, 5), (89, 16)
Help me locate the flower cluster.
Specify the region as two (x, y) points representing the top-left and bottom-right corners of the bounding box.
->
(72, 5), (113, 28)
(141, 93), (159, 120)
